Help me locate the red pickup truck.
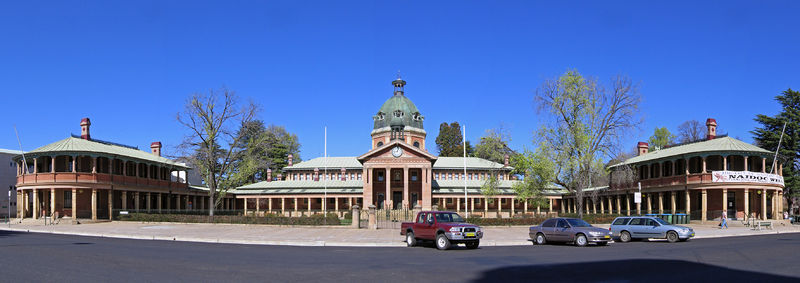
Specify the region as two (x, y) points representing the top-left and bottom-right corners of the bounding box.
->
(400, 211), (483, 250)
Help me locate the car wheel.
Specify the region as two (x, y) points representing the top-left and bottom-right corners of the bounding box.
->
(619, 231), (631, 243)
(574, 234), (588, 247)
(667, 231), (679, 243)
(535, 233), (547, 245)
(406, 231), (416, 247)
(466, 240), (479, 249)
(436, 234), (451, 250)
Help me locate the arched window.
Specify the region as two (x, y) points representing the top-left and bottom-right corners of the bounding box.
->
(413, 141), (420, 148)
(377, 141), (384, 147)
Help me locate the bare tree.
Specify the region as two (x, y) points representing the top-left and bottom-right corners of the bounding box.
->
(677, 120), (705, 143)
(532, 70), (642, 218)
(176, 87), (258, 216)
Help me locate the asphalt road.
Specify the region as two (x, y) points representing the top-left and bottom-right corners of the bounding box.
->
(1, 230), (798, 283)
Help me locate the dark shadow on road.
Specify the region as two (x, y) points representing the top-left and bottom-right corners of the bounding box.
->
(0, 229), (20, 238)
(471, 259), (799, 283)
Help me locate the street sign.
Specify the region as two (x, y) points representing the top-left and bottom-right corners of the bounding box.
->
(634, 192), (641, 204)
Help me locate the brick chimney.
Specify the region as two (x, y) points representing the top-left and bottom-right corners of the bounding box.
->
(80, 118), (91, 140)
(288, 154), (293, 167)
(504, 154), (509, 167)
(150, 142), (162, 157)
(341, 168), (346, 181)
(266, 168), (272, 182)
(314, 168), (319, 182)
(706, 118), (717, 140)
(637, 142), (649, 156)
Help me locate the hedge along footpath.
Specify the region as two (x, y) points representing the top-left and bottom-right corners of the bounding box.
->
(118, 212), (342, 225)
(555, 213), (624, 224)
(465, 213), (625, 226)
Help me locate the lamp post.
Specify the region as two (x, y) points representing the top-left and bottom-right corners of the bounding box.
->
(7, 186), (11, 227)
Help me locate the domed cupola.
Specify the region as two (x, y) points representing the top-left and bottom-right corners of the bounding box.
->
(373, 75), (424, 130)
(370, 75), (427, 150)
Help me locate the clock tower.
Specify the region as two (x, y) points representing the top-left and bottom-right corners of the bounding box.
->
(370, 75), (427, 151)
(359, 75), (436, 210)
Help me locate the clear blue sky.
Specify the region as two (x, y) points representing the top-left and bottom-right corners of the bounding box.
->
(1, 1), (798, 161)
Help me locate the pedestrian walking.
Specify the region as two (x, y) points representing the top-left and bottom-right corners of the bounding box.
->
(720, 210), (728, 229)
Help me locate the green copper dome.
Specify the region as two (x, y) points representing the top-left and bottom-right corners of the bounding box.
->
(373, 77), (425, 130)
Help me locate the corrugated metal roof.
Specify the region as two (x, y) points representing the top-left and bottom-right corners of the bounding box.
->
(0, 148), (23, 155)
(433, 157), (511, 170)
(284, 156), (511, 171)
(613, 137), (773, 167)
(22, 137), (189, 169)
(432, 179), (517, 188)
(236, 179), (364, 190)
(232, 179), (364, 195)
(433, 187), (566, 196)
(283, 157), (363, 170)
(233, 188), (363, 195)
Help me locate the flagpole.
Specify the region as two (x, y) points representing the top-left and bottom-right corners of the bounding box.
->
(324, 126), (327, 213)
(771, 122), (786, 175)
(14, 126), (28, 175)
(463, 125), (468, 218)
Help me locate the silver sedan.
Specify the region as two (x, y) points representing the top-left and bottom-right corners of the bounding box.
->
(610, 216), (694, 243)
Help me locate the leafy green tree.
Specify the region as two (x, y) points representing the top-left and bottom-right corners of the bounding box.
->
(530, 69), (642, 218)
(475, 127), (517, 164)
(511, 147), (554, 209)
(752, 88), (800, 214)
(435, 122), (474, 157)
(229, 121), (302, 187)
(647, 127), (676, 150)
(480, 173), (500, 203)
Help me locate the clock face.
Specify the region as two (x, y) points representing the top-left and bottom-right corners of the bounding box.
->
(391, 146), (403, 157)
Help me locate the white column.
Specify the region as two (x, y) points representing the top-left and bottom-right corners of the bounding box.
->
(91, 189), (97, 221)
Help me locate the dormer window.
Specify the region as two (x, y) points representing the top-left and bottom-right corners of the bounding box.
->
(374, 112), (385, 121)
(394, 110), (404, 118)
(412, 112), (423, 121)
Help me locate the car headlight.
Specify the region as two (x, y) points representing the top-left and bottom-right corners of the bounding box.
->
(449, 227), (461, 232)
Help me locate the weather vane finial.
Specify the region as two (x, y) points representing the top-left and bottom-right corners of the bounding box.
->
(396, 70), (401, 80)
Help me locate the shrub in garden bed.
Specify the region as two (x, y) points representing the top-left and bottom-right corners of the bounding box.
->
(558, 213), (624, 224)
(118, 212), (341, 225)
(461, 213), (623, 226)
(465, 214), (549, 226)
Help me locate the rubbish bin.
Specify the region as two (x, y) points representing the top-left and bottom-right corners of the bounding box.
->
(663, 214), (673, 224)
(674, 213), (686, 224)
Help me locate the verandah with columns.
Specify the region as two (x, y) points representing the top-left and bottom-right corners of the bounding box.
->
(431, 195), (561, 218)
(15, 186), (234, 222)
(239, 195), (363, 217)
(561, 187), (784, 222)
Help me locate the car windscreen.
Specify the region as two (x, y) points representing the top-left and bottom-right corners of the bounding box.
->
(566, 219), (592, 227)
(436, 213), (465, 223)
(654, 217), (671, 225)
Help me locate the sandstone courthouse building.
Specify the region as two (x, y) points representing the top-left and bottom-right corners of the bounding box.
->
(231, 77), (565, 217)
(12, 77), (787, 224)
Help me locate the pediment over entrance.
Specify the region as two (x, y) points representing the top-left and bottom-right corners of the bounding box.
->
(357, 140), (437, 164)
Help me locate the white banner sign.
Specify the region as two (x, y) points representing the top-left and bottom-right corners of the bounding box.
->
(634, 192), (641, 204)
(711, 171), (784, 186)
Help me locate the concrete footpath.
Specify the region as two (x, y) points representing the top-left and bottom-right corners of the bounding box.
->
(2, 221), (799, 247)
